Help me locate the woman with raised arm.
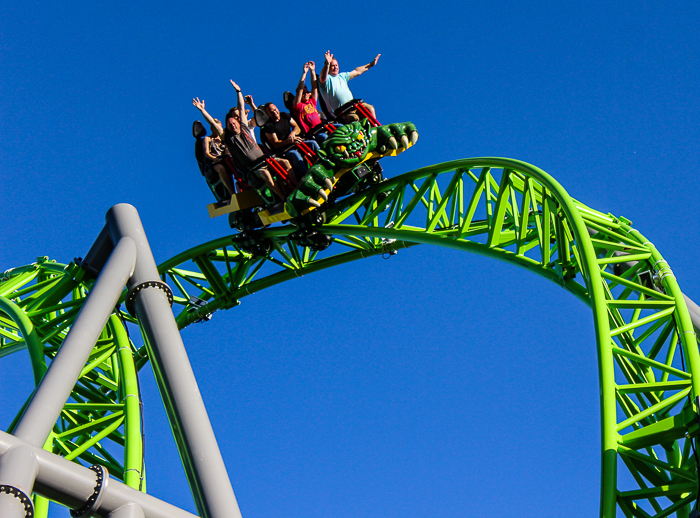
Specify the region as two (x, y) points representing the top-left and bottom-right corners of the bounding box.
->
(192, 97), (236, 196)
(292, 61), (338, 144)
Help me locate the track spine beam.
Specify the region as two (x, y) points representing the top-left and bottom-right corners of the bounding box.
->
(2, 159), (699, 517)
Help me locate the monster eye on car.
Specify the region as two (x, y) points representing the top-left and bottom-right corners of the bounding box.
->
(335, 145), (346, 153)
(357, 132), (364, 140)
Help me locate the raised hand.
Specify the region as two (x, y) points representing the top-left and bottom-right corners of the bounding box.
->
(230, 80), (241, 92)
(325, 50), (333, 65)
(244, 95), (254, 106)
(303, 62), (310, 72)
(370, 54), (381, 67)
(308, 61), (316, 72)
(192, 97), (205, 111)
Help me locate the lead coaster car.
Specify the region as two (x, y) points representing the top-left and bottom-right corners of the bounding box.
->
(208, 119), (418, 230)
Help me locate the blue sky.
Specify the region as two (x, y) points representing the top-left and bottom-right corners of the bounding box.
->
(1, 1), (699, 516)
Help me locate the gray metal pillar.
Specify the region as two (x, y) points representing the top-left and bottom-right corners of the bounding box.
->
(0, 490), (29, 518)
(682, 293), (700, 335)
(13, 237), (137, 447)
(0, 445), (38, 518)
(107, 503), (146, 518)
(105, 204), (243, 518)
(0, 431), (198, 518)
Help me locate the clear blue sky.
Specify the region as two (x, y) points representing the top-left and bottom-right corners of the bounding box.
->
(1, 1), (699, 516)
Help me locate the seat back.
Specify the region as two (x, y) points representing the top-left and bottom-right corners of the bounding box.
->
(194, 120), (229, 203)
(283, 91), (295, 112)
(317, 91), (334, 121)
(193, 120), (206, 174)
(193, 119), (207, 138)
(254, 107), (270, 129)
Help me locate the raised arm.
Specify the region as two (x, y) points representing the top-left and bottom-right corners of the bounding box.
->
(308, 61), (318, 101)
(294, 62), (310, 106)
(347, 54), (381, 80)
(245, 95), (258, 111)
(244, 95), (257, 128)
(319, 50), (332, 85)
(192, 97), (223, 137)
(230, 80), (247, 126)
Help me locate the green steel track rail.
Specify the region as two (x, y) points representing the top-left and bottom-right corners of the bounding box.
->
(1, 157), (698, 517)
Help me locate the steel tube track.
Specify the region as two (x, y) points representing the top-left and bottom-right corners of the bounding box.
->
(1, 157), (697, 517)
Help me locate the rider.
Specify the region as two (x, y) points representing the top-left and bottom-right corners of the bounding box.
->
(262, 101), (320, 177)
(228, 94), (258, 142)
(319, 51), (380, 123)
(198, 80), (294, 201)
(192, 98), (236, 196)
(292, 61), (333, 143)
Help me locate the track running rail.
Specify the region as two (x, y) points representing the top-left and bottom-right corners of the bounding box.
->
(1, 158), (698, 517)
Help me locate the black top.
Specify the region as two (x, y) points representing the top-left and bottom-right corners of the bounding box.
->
(263, 112), (293, 141)
(222, 129), (264, 171)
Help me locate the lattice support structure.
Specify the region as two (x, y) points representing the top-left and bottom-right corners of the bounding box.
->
(1, 158), (698, 517)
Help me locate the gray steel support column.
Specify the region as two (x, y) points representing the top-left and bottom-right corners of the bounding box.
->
(0, 445), (38, 518)
(0, 494), (27, 518)
(682, 293), (700, 335)
(107, 503), (146, 518)
(13, 237), (137, 447)
(105, 204), (242, 518)
(0, 431), (198, 518)
(82, 223), (114, 275)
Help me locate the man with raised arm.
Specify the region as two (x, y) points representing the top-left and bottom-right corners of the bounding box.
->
(226, 94), (258, 141)
(319, 51), (380, 122)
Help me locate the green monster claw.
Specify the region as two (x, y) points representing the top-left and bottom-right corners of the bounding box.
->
(285, 120), (419, 217)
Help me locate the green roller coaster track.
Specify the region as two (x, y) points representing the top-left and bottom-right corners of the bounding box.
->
(1, 157), (698, 517)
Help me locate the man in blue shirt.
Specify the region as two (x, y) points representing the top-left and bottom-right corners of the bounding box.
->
(319, 50), (380, 122)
